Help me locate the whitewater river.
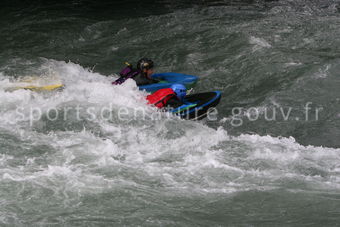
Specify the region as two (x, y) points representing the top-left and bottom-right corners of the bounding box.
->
(1, 0), (340, 225)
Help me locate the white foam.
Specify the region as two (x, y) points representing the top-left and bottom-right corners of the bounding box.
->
(0, 154), (13, 167)
(249, 36), (271, 51)
(284, 62), (302, 67)
(1, 60), (339, 196)
(234, 133), (340, 189)
(314, 64), (331, 79)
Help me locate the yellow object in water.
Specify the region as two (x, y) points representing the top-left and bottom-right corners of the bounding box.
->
(13, 83), (64, 91)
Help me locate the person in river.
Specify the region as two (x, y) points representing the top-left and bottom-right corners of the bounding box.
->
(146, 84), (186, 109)
(112, 58), (159, 86)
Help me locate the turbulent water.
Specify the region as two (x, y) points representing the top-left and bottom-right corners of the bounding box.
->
(1, 0), (340, 226)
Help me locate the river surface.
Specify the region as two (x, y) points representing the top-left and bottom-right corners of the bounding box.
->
(0, 0), (340, 226)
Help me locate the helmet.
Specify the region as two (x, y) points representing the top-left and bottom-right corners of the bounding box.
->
(137, 58), (154, 71)
(171, 84), (187, 100)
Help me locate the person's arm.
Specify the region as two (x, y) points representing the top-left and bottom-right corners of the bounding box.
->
(165, 97), (183, 109)
(150, 78), (160, 84)
(134, 76), (159, 86)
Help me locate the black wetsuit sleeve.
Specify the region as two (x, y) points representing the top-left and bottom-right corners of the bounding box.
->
(165, 97), (183, 109)
(133, 74), (159, 86)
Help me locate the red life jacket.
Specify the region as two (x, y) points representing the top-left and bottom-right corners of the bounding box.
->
(146, 88), (177, 108)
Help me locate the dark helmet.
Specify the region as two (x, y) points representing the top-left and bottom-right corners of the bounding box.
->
(137, 58), (154, 71)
